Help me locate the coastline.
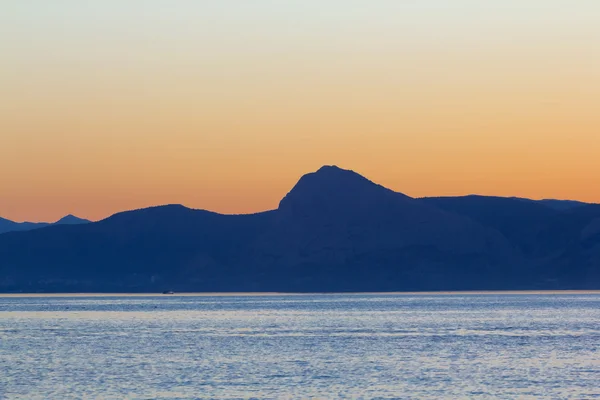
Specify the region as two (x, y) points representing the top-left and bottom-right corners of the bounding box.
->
(2, 290), (600, 298)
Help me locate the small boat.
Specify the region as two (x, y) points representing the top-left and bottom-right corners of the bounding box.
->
(162, 290), (174, 295)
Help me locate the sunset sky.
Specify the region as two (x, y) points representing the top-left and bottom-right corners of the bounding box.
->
(1, 1), (599, 222)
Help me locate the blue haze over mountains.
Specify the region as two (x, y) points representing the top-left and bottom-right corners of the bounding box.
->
(1, 166), (599, 292)
(0, 215), (90, 234)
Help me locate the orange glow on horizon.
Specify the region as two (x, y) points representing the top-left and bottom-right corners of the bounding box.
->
(1, 2), (599, 222)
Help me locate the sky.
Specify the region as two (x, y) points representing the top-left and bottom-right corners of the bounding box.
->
(1, 1), (599, 222)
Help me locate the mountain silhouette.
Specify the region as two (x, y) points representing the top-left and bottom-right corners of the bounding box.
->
(535, 199), (589, 211)
(0, 217), (45, 235)
(0, 215), (90, 234)
(0, 166), (598, 292)
(54, 215), (90, 225)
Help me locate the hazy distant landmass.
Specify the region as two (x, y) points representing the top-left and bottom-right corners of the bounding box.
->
(1, 166), (599, 293)
(0, 214), (90, 235)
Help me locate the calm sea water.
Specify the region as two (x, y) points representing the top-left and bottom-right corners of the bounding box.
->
(1, 293), (599, 399)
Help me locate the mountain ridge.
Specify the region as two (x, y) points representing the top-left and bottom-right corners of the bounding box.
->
(0, 214), (90, 235)
(0, 165), (598, 292)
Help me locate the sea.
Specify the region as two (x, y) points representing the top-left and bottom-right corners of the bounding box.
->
(1, 293), (599, 399)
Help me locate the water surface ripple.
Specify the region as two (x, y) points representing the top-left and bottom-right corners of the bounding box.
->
(1, 294), (599, 399)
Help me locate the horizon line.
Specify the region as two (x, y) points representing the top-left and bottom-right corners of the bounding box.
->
(2, 164), (597, 223)
(4, 194), (595, 225)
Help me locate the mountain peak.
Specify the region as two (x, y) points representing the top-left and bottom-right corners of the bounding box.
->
(310, 165), (379, 183)
(316, 164), (344, 172)
(303, 165), (375, 184)
(55, 215), (91, 225)
(278, 166), (410, 216)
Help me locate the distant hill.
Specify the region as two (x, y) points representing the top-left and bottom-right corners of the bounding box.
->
(0, 166), (598, 292)
(0, 215), (90, 235)
(53, 215), (91, 225)
(535, 199), (589, 211)
(0, 218), (46, 234)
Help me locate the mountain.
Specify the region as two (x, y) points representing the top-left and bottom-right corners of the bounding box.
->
(0, 166), (598, 292)
(249, 166), (515, 291)
(0, 205), (275, 292)
(0, 217), (47, 235)
(54, 214), (91, 225)
(422, 195), (600, 287)
(421, 195), (559, 256)
(535, 199), (589, 211)
(0, 215), (91, 235)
